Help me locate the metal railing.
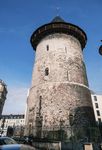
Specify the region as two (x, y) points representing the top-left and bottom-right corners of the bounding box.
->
(24, 125), (102, 144)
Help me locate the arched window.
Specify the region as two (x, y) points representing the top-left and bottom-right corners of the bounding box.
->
(45, 68), (49, 76)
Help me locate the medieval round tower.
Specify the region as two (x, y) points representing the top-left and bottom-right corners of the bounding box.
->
(26, 16), (95, 139)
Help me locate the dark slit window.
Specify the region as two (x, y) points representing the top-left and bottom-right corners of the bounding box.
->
(95, 103), (99, 108)
(97, 110), (100, 116)
(47, 45), (49, 51)
(94, 96), (97, 101)
(98, 118), (101, 124)
(45, 68), (49, 76)
(39, 96), (42, 110)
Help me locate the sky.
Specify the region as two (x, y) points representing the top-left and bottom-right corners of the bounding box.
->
(0, 0), (102, 114)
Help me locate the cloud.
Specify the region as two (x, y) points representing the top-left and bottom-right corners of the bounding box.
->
(2, 86), (28, 115)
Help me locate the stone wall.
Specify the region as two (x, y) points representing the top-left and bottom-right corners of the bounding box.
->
(30, 82), (94, 128)
(26, 33), (95, 138)
(31, 33), (88, 86)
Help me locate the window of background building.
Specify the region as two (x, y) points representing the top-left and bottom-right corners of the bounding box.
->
(94, 95), (97, 101)
(97, 110), (100, 116)
(98, 118), (101, 123)
(95, 103), (99, 108)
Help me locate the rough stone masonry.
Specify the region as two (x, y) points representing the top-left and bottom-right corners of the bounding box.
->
(25, 16), (95, 140)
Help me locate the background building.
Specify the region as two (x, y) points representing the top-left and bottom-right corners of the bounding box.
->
(24, 89), (30, 136)
(0, 80), (7, 116)
(91, 94), (102, 123)
(0, 114), (25, 136)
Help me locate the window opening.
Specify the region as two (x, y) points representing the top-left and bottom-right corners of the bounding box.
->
(46, 45), (49, 51)
(39, 96), (42, 110)
(45, 68), (49, 76)
(65, 47), (67, 53)
(95, 103), (99, 108)
(39, 96), (42, 115)
(67, 71), (69, 81)
(98, 118), (101, 124)
(94, 96), (97, 101)
(97, 110), (100, 116)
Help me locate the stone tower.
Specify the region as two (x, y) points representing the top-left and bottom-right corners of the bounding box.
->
(0, 80), (7, 117)
(26, 17), (95, 139)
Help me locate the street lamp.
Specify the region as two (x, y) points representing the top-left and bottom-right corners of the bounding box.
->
(99, 40), (102, 55)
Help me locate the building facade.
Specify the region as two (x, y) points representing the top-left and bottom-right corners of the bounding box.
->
(91, 94), (102, 123)
(25, 16), (95, 139)
(0, 114), (25, 136)
(0, 80), (7, 116)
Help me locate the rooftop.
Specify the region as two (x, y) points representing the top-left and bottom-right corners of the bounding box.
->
(51, 16), (65, 23)
(0, 79), (6, 86)
(30, 16), (87, 50)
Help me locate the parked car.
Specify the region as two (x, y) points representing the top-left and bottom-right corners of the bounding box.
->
(0, 144), (37, 150)
(12, 136), (25, 144)
(23, 136), (34, 146)
(0, 137), (17, 145)
(12, 136), (34, 145)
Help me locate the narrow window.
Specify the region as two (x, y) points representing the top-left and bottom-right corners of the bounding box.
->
(46, 45), (49, 51)
(94, 96), (97, 101)
(45, 68), (49, 76)
(95, 103), (99, 108)
(39, 96), (42, 110)
(98, 118), (101, 123)
(67, 71), (69, 81)
(39, 96), (42, 115)
(65, 47), (67, 53)
(97, 110), (100, 116)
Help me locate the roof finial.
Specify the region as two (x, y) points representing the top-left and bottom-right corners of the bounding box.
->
(56, 7), (60, 16)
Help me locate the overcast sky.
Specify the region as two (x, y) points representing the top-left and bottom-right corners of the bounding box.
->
(0, 0), (102, 114)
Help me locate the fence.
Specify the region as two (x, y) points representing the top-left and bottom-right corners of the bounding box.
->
(25, 125), (102, 144)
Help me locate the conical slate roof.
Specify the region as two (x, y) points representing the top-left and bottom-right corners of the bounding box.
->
(51, 16), (65, 22)
(30, 16), (87, 50)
